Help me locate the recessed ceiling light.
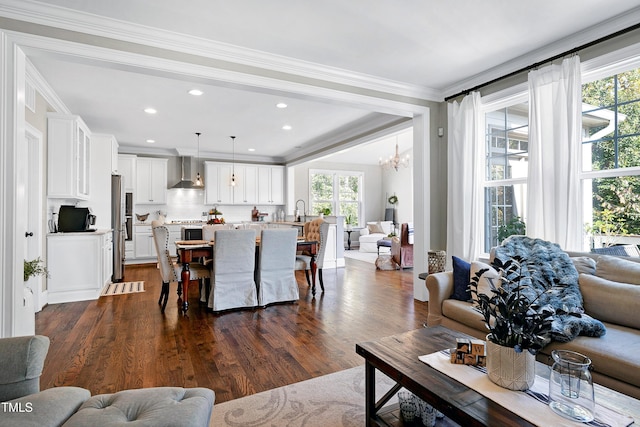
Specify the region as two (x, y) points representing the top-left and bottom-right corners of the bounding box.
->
(146, 139), (155, 143)
(282, 125), (292, 130)
(188, 89), (203, 96)
(144, 108), (157, 114)
(248, 148), (255, 152)
(276, 102), (287, 109)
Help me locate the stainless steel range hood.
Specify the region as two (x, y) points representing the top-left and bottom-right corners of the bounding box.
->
(171, 156), (203, 189)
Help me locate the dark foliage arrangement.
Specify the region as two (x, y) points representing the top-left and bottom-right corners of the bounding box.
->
(470, 256), (575, 354)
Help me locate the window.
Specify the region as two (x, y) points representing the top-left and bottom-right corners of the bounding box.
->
(582, 68), (640, 246)
(483, 102), (529, 251)
(309, 170), (363, 226)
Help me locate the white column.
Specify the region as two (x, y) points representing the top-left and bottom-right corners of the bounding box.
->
(412, 113), (430, 301)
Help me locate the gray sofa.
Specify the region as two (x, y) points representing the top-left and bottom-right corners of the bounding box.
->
(426, 252), (640, 400)
(0, 335), (215, 427)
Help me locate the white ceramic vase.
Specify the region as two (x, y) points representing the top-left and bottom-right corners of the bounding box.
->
(486, 339), (536, 390)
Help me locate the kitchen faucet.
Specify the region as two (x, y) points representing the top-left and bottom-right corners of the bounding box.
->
(295, 199), (306, 222)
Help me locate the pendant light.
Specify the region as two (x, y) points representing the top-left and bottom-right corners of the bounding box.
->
(194, 132), (203, 187)
(230, 136), (236, 186)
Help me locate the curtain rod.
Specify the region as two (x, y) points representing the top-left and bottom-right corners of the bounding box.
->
(444, 22), (640, 102)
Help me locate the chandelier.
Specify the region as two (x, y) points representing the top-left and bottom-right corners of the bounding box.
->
(379, 139), (409, 171)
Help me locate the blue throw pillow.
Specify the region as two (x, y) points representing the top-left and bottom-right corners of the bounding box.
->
(451, 256), (471, 301)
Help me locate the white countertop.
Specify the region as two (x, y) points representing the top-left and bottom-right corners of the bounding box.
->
(48, 228), (112, 236)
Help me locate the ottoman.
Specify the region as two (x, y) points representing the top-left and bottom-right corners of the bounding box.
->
(62, 387), (214, 427)
(377, 238), (392, 255)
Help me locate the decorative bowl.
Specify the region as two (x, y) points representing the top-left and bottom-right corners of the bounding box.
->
(136, 213), (149, 222)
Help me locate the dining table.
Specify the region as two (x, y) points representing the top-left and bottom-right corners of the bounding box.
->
(174, 238), (319, 313)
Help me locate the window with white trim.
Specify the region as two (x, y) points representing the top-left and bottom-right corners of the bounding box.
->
(483, 101), (529, 252)
(309, 169), (363, 226)
(581, 68), (640, 247)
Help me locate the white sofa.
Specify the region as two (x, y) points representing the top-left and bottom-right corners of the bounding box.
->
(358, 221), (394, 252)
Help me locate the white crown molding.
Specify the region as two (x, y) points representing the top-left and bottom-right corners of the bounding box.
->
(442, 6), (640, 99)
(24, 56), (69, 113)
(0, 0), (442, 102)
(6, 27), (429, 118)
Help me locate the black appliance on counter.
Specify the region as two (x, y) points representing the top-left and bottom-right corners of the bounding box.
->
(57, 205), (96, 232)
(181, 226), (203, 241)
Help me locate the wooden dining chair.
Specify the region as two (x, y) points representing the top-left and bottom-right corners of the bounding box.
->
(257, 228), (299, 306)
(151, 221), (210, 312)
(208, 229), (258, 312)
(296, 218), (329, 291)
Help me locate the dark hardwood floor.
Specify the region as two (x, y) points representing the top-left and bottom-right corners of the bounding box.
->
(35, 256), (428, 403)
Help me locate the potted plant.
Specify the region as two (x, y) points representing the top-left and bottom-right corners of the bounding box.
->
(470, 256), (557, 390)
(344, 215), (354, 230)
(24, 257), (50, 282)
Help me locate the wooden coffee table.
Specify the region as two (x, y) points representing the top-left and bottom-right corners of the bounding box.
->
(356, 325), (640, 427)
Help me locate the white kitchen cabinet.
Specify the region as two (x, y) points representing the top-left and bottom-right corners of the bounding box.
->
(47, 113), (91, 200)
(257, 166), (284, 205)
(47, 230), (112, 303)
(118, 154), (137, 192)
(125, 240), (134, 261)
(135, 157), (167, 204)
(204, 162), (233, 205)
(234, 164), (258, 204)
(134, 225), (157, 259)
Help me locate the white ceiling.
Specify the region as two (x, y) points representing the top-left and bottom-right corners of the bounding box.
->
(6, 0), (640, 164)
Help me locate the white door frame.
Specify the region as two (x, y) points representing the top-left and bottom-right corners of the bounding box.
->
(25, 123), (45, 312)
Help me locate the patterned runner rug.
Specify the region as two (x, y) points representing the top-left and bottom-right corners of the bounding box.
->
(100, 281), (145, 296)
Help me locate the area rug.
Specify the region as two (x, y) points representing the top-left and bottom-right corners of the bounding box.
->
(100, 281), (145, 296)
(210, 365), (398, 427)
(343, 250), (382, 264)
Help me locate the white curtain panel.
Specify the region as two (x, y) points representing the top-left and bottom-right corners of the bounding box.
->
(527, 56), (582, 251)
(446, 91), (483, 263)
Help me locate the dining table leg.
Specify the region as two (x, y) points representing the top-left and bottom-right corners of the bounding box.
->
(181, 263), (190, 314)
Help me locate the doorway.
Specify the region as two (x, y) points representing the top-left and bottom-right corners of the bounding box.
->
(25, 124), (45, 312)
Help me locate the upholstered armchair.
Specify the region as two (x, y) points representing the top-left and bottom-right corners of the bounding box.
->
(0, 335), (91, 427)
(0, 335), (215, 426)
(391, 223), (414, 268)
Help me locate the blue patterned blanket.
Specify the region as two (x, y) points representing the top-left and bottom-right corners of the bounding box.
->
(494, 236), (606, 343)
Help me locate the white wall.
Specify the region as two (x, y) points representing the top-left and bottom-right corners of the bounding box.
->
(381, 147), (414, 225)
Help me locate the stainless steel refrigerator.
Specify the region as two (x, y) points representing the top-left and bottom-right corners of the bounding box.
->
(111, 175), (125, 282)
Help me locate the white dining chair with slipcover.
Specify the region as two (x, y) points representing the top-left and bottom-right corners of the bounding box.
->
(151, 221), (210, 313)
(257, 228), (299, 306)
(202, 224), (234, 241)
(208, 229), (258, 312)
(296, 218), (329, 292)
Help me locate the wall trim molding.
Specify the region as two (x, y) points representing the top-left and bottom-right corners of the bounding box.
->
(0, 0), (441, 102)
